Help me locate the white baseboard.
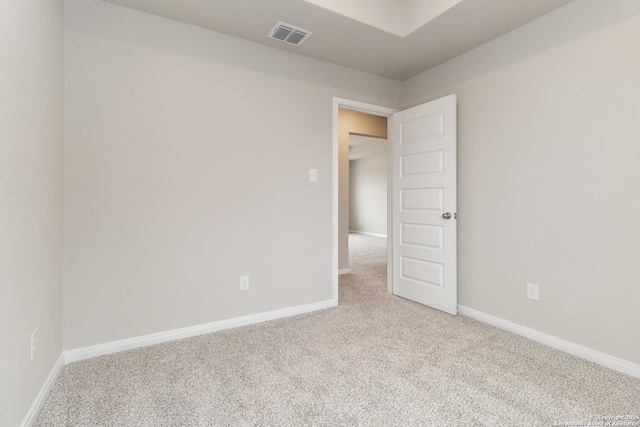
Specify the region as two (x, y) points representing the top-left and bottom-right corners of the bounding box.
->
(349, 230), (387, 238)
(65, 299), (336, 364)
(20, 353), (65, 427)
(338, 268), (351, 275)
(458, 305), (640, 378)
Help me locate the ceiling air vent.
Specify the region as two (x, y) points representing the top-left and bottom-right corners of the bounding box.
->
(268, 21), (312, 46)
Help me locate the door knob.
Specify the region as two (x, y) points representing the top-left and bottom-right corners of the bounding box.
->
(442, 212), (452, 220)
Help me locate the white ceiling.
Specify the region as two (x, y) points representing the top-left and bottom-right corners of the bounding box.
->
(304, 0), (465, 37)
(100, 0), (574, 81)
(349, 135), (387, 160)
(349, 134), (386, 147)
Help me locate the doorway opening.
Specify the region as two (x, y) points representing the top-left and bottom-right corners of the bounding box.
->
(332, 98), (398, 305)
(332, 95), (458, 313)
(348, 133), (388, 302)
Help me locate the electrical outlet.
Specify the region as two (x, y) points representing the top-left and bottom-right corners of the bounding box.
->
(526, 282), (539, 301)
(240, 275), (249, 291)
(30, 329), (37, 361)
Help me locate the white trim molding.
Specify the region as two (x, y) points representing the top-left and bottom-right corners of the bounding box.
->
(20, 353), (65, 427)
(65, 299), (336, 364)
(458, 305), (640, 378)
(349, 230), (387, 238)
(338, 268), (351, 275)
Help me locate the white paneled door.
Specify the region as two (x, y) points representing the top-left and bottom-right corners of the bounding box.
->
(390, 94), (457, 314)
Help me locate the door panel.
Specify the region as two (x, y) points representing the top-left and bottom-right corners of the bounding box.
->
(401, 223), (443, 250)
(391, 94), (457, 315)
(401, 150), (444, 176)
(401, 188), (443, 211)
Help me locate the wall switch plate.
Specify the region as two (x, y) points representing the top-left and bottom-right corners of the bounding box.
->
(240, 275), (249, 291)
(309, 169), (317, 182)
(30, 329), (37, 361)
(527, 282), (539, 301)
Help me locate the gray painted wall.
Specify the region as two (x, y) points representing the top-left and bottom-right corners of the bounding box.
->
(0, 0), (64, 425)
(349, 153), (388, 236)
(63, 0), (401, 350)
(403, 0), (640, 364)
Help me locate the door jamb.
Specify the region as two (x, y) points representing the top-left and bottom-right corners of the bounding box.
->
(332, 98), (399, 305)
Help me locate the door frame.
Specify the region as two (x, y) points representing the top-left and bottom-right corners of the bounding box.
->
(332, 98), (399, 305)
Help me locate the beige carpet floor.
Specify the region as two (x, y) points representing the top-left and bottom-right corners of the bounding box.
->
(36, 233), (640, 426)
